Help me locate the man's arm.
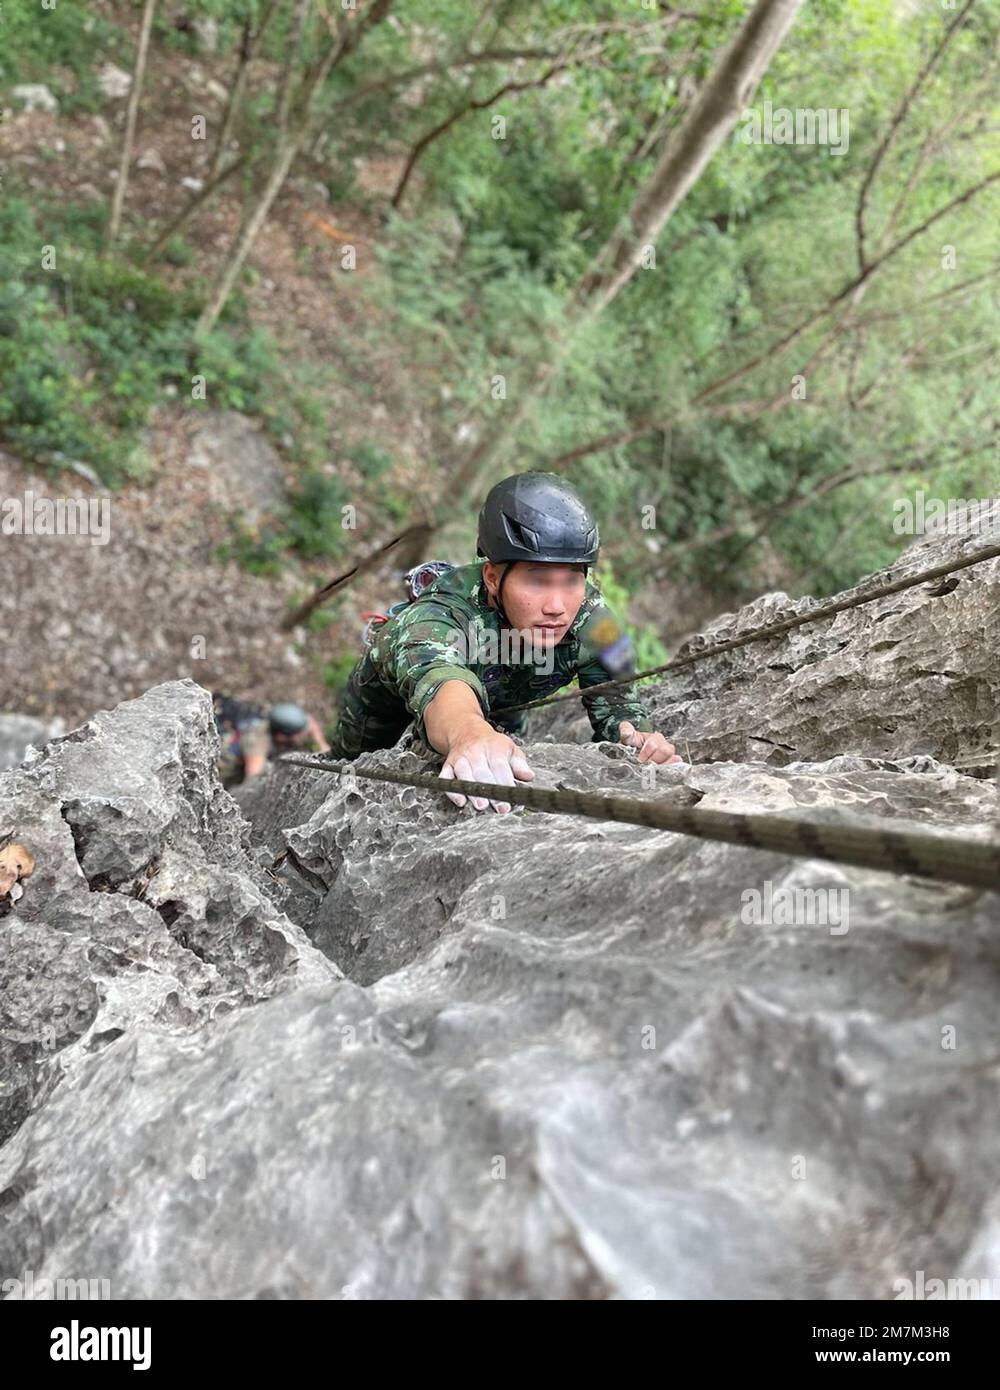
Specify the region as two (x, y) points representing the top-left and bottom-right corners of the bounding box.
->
(305, 714), (330, 753)
(577, 665), (682, 765)
(424, 680), (534, 812)
(576, 655), (655, 745)
(375, 600), (534, 812)
(378, 595), (490, 738)
(575, 599), (682, 764)
(240, 719), (272, 780)
(572, 594), (654, 744)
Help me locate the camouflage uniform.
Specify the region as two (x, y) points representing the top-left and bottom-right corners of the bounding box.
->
(328, 562), (654, 759)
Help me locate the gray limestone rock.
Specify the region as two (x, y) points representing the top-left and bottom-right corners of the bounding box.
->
(184, 410), (288, 529)
(0, 681), (336, 1150)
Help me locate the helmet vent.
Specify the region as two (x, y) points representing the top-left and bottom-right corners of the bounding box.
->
(503, 513), (539, 552)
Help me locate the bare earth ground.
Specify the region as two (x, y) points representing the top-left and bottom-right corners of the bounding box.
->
(0, 428), (331, 727)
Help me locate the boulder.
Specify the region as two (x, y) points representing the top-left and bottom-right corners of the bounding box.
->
(96, 64), (132, 101)
(10, 85), (58, 114)
(184, 410), (288, 528)
(0, 681), (335, 1151)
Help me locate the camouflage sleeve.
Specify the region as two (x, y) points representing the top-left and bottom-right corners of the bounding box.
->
(575, 597), (654, 744)
(375, 597), (489, 742)
(577, 662), (654, 743)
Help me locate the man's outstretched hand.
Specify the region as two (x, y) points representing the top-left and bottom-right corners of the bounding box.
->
(618, 722), (684, 764)
(439, 723), (534, 813)
(437, 721), (682, 813)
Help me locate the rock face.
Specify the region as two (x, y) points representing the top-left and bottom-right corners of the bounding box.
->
(0, 683), (335, 1152)
(1, 523), (999, 1300)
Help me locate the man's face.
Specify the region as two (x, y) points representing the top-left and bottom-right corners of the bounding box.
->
(483, 561), (586, 645)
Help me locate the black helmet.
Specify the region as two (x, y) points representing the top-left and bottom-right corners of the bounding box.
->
(476, 471), (599, 566)
(268, 702), (309, 736)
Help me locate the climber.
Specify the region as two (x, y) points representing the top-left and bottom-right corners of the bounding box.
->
(213, 695), (330, 787)
(326, 471), (681, 813)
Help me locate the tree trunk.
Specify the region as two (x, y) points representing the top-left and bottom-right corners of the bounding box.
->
(277, 0), (314, 130)
(209, 0), (284, 181)
(573, 0), (807, 312)
(447, 0), (807, 506)
(105, 0), (159, 247)
(140, 154), (247, 264)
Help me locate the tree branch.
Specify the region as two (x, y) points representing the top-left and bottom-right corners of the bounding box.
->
(855, 0), (978, 274)
(390, 56), (586, 210)
(550, 169), (1000, 467)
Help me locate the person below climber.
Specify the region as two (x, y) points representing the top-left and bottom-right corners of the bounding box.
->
(213, 695), (330, 787)
(327, 471), (681, 813)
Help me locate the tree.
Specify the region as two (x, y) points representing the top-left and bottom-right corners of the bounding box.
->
(283, 0), (808, 619)
(105, 0), (159, 248)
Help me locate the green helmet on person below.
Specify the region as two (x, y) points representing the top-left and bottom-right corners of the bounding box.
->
(268, 702), (309, 736)
(476, 471), (600, 567)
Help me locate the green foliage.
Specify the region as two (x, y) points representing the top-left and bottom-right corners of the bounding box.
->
(216, 523), (288, 579)
(0, 3), (124, 112)
(345, 441), (393, 481)
(0, 189), (335, 485)
(284, 471), (353, 559)
(218, 466), (361, 574)
(0, 277), (135, 476)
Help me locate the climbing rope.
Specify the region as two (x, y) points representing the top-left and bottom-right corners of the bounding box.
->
(279, 754), (999, 892)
